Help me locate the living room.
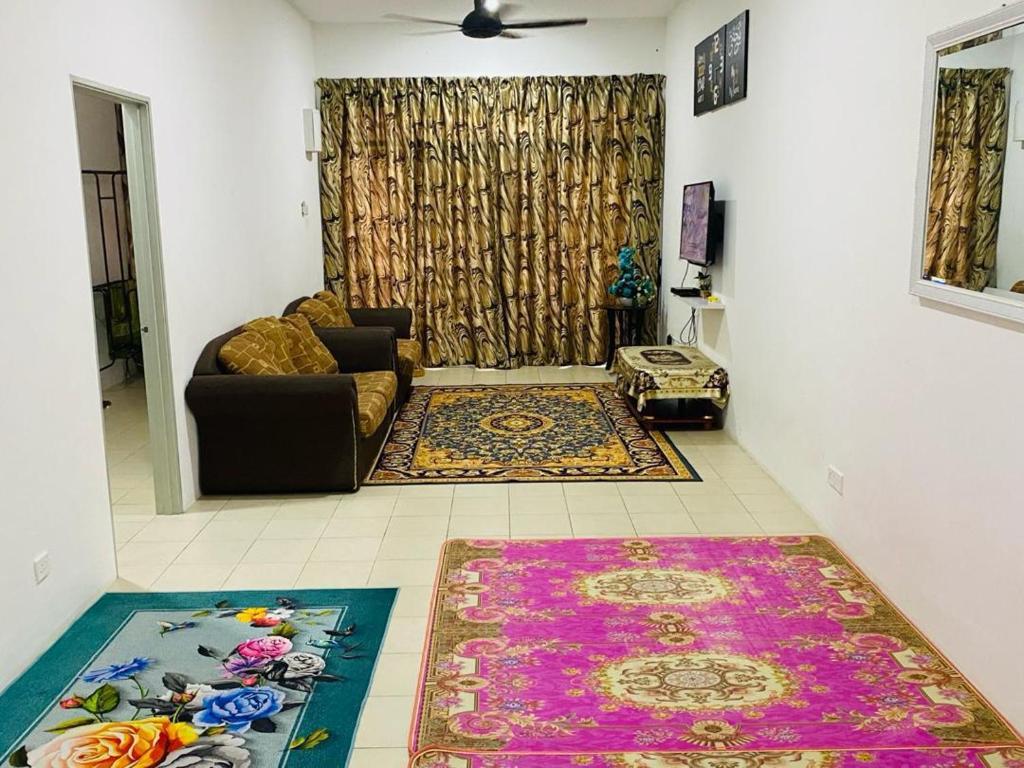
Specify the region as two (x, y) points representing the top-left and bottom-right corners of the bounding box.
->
(1, 1), (1021, 767)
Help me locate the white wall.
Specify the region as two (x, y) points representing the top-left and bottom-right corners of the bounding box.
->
(662, 0), (1024, 726)
(314, 18), (666, 78)
(0, 0), (319, 690)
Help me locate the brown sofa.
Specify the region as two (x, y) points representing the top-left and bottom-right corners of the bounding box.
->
(185, 324), (399, 494)
(284, 298), (419, 405)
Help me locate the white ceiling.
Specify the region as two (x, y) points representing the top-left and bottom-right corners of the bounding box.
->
(290, 0), (677, 24)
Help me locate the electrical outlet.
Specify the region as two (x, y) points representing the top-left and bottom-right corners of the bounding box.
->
(33, 552), (52, 584)
(827, 466), (844, 496)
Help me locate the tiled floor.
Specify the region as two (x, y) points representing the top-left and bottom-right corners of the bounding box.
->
(104, 366), (817, 768)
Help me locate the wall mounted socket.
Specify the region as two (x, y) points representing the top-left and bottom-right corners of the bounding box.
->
(827, 465), (845, 496)
(33, 551), (51, 585)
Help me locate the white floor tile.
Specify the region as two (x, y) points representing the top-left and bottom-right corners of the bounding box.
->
(448, 516), (510, 538)
(451, 496), (509, 516)
(630, 512), (700, 535)
(682, 495), (748, 515)
(258, 518), (328, 540)
(570, 514), (636, 537)
(132, 513), (214, 543)
(323, 516), (390, 538)
(392, 497), (452, 517)
(368, 559), (438, 587)
(223, 562), (302, 589)
(175, 539), (253, 566)
(385, 516), (449, 537)
(567, 496), (627, 515)
(295, 561), (373, 588)
(510, 514), (572, 537)
(509, 496), (567, 516)
(689, 512), (763, 535)
(152, 563), (233, 591)
(353, 697), (413, 748)
(378, 535), (446, 560)
(623, 495), (686, 515)
(309, 537), (383, 562)
(381, 617), (428, 654)
(392, 585), (434, 617)
(117, 540), (187, 566)
(243, 538), (317, 564)
(349, 749), (408, 768)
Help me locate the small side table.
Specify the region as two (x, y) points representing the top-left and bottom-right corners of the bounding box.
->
(601, 302), (648, 370)
(612, 345), (730, 430)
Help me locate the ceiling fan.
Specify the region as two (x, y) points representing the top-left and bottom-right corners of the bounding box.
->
(385, 0), (588, 40)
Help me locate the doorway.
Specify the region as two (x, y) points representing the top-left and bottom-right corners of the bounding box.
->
(72, 79), (182, 532)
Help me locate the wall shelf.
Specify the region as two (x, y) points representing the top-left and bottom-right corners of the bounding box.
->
(678, 295), (725, 310)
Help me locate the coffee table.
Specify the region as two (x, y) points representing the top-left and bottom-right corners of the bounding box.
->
(612, 345), (729, 429)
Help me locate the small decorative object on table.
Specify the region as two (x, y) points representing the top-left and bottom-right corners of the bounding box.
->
(613, 344), (729, 429)
(697, 269), (713, 298)
(608, 246), (656, 308)
(603, 246), (656, 369)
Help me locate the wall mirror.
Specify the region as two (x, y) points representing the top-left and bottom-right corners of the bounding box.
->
(912, 2), (1024, 324)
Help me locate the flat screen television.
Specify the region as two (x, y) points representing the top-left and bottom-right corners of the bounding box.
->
(680, 181), (717, 266)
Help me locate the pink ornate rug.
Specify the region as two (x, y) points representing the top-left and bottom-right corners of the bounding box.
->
(410, 536), (1022, 767)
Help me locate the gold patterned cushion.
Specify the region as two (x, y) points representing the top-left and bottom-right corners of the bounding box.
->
(282, 314), (339, 374)
(313, 291), (355, 327)
(218, 331), (288, 376)
(397, 338), (425, 378)
(352, 370), (397, 436)
(296, 298), (340, 329)
(241, 318), (300, 375)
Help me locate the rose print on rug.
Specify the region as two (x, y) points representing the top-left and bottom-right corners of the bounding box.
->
(0, 589), (395, 768)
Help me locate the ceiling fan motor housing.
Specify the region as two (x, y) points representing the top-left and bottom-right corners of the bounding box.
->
(462, 8), (503, 38)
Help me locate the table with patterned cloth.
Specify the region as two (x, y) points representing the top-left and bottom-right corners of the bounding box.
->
(613, 345), (730, 412)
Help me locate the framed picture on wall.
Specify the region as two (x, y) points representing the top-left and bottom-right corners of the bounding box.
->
(724, 10), (749, 105)
(694, 26), (726, 115)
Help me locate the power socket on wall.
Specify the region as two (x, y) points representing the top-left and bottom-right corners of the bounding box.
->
(827, 465), (845, 496)
(33, 551), (51, 585)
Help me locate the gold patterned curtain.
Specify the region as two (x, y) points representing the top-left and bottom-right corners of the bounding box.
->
(924, 68), (1009, 291)
(317, 75), (665, 368)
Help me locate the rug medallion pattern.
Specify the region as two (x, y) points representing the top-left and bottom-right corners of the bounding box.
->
(367, 384), (696, 484)
(410, 537), (1022, 767)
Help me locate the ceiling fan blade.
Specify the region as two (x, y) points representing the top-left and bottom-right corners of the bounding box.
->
(408, 29), (464, 36)
(502, 18), (588, 29)
(382, 13), (462, 27)
(500, 30), (524, 39)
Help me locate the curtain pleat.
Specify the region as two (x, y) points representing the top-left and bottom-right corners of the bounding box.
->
(924, 67), (1010, 291)
(318, 75), (665, 368)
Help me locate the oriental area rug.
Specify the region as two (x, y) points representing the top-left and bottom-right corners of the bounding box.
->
(366, 384), (698, 484)
(0, 589), (395, 768)
(410, 536), (1023, 767)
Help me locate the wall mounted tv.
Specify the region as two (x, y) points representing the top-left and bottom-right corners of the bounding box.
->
(679, 181), (722, 266)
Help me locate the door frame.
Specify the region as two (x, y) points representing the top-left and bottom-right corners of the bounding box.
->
(72, 77), (183, 517)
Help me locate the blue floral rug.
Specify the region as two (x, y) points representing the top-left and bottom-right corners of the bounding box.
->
(0, 589), (396, 768)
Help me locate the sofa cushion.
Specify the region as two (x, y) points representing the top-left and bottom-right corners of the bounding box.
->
(242, 317), (301, 375)
(314, 291), (355, 327)
(296, 298), (341, 329)
(397, 338), (425, 378)
(218, 330), (289, 376)
(282, 314), (339, 374)
(352, 370), (397, 436)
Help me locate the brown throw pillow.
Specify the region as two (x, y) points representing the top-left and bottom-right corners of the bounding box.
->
(282, 314), (339, 374)
(243, 317), (300, 375)
(296, 298), (341, 328)
(218, 330), (287, 375)
(313, 290), (355, 327)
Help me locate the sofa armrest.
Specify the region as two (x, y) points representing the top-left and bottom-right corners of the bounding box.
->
(315, 326), (397, 374)
(186, 374), (357, 430)
(184, 374), (361, 494)
(348, 307), (412, 339)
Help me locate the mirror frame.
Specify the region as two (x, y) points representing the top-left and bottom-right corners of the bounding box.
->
(911, 1), (1024, 324)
